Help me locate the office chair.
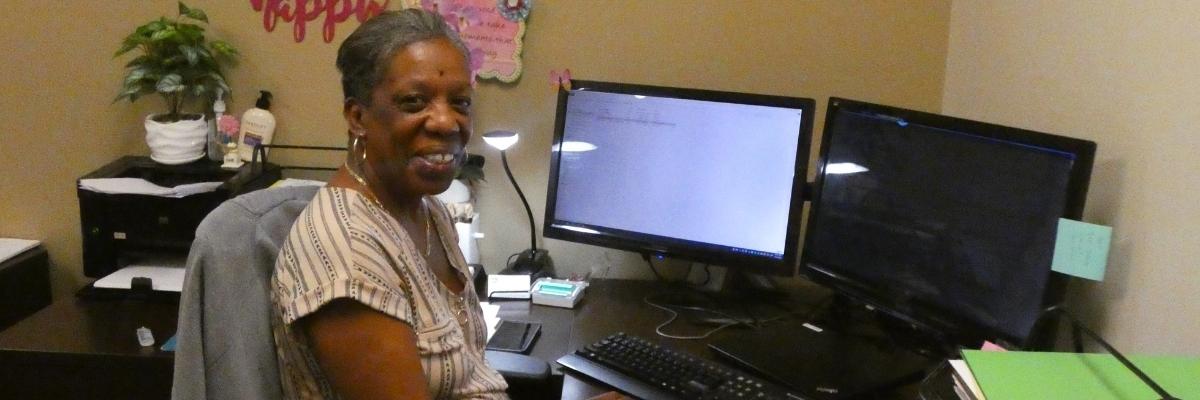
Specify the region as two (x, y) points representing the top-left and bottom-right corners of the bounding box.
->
(173, 185), (317, 400)
(172, 185), (550, 400)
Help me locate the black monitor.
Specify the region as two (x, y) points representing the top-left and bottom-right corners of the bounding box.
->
(802, 98), (1096, 347)
(543, 80), (815, 276)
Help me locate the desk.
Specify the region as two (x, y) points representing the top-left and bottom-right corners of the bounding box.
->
(0, 279), (932, 399)
(495, 279), (829, 399)
(0, 296), (177, 399)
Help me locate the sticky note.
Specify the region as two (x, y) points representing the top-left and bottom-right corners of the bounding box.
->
(1051, 218), (1112, 281)
(981, 340), (1007, 352)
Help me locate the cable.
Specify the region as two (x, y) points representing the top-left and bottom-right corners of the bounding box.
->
(699, 264), (711, 286)
(643, 295), (740, 340)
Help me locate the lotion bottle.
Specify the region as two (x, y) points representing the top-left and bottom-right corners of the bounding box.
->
(238, 90), (277, 162)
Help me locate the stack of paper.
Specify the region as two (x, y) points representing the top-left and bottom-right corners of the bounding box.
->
(79, 178), (222, 198)
(948, 359), (986, 400)
(0, 238), (40, 264)
(93, 256), (187, 292)
(958, 350), (1199, 400)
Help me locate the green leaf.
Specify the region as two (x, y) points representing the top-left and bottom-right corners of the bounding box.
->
(113, 82), (146, 103)
(176, 24), (205, 43)
(193, 46), (214, 63)
(178, 2), (190, 16)
(114, 41), (138, 57)
(163, 54), (186, 66)
(209, 40), (239, 57)
(191, 84), (207, 97)
(156, 74), (184, 93)
(209, 73), (231, 94)
(180, 45), (199, 65)
(183, 8), (208, 23)
(150, 27), (178, 42)
(147, 20), (166, 33)
(124, 55), (152, 68)
(124, 67), (149, 84)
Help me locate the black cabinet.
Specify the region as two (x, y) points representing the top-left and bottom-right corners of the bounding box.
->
(77, 156), (280, 279)
(0, 246), (50, 331)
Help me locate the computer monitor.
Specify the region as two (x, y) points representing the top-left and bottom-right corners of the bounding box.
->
(801, 98), (1096, 347)
(543, 80), (815, 276)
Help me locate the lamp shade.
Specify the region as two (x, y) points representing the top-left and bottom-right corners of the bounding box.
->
(482, 130), (519, 151)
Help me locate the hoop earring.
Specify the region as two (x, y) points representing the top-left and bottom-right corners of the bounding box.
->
(347, 134), (370, 188)
(350, 134), (367, 166)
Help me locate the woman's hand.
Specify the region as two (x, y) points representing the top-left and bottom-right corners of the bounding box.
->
(301, 299), (432, 400)
(588, 391), (631, 400)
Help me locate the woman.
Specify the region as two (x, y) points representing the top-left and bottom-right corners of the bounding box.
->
(270, 9), (508, 399)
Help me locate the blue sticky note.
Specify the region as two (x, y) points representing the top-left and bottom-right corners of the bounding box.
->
(1051, 218), (1112, 281)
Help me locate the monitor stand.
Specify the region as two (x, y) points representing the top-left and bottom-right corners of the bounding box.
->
(666, 265), (790, 326)
(687, 264), (788, 297)
(707, 293), (940, 399)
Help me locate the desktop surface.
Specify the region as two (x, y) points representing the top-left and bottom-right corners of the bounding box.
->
(555, 278), (838, 399)
(0, 296), (177, 399)
(0, 278), (938, 399)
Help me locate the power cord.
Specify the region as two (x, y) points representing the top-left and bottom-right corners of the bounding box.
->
(642, 292), (796, 340)
(643, 295), (742, 340)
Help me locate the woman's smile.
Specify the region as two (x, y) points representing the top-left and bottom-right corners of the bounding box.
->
(409, 149), (462, 179)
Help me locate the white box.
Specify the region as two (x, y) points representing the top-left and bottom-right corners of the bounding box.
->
(530, 278), (587, 308)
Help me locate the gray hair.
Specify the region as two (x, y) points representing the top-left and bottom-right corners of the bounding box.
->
(336, 9), (471, 105)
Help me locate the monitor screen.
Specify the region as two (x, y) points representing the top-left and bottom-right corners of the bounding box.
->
(543, 80), (815, 275)
(802, 98), (1095, 345)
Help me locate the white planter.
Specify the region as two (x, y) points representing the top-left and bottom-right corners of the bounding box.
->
(145, 114), (208, 165)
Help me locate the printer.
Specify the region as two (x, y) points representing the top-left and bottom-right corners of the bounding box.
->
(77, 156), (280, 282)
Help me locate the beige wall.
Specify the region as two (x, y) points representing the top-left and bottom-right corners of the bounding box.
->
(943, 2), (1200, 356)
(1, 1), (950, 297)
(480, 1), (951, 280)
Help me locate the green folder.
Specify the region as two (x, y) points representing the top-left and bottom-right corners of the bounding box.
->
(961, 350), (1199, 400)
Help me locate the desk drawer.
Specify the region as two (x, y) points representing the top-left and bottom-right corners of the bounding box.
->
(0, 246), (50, 331)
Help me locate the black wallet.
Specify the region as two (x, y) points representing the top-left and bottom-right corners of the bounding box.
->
(485, 320), (540, 354)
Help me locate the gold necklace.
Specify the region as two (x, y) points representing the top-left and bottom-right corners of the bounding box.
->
(345, 161), (433, 257)
(450, 289), (468, 327)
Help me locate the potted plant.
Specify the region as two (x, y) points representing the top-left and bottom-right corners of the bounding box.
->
(114, 2), (238, 164)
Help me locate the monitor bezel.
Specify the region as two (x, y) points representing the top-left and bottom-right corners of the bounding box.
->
(543, 80), (816, 276)
(800, 97), (1096, 347)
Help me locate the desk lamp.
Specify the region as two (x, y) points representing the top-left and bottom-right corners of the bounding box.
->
(482, 130), (551, 277)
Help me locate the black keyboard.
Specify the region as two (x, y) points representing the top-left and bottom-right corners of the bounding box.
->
(557, 332), (804, 400)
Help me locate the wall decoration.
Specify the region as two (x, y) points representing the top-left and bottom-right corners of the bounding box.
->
(405, 0), (528, 82)
(549, 69), (571, 91)
(496, 0), (531, 22)
(250, 0), (390, 43)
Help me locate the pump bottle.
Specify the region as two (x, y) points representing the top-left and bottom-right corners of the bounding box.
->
(238, 90), (277, 162)
(206, 91), (227, 161)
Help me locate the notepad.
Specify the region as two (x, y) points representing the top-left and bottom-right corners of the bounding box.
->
(961, 350), (1199, 400)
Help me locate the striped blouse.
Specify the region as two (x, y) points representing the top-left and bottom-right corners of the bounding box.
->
(270, 186), (508, 399)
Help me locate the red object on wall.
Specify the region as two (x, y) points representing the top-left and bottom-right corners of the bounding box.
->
(250, 0), (389, 43)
